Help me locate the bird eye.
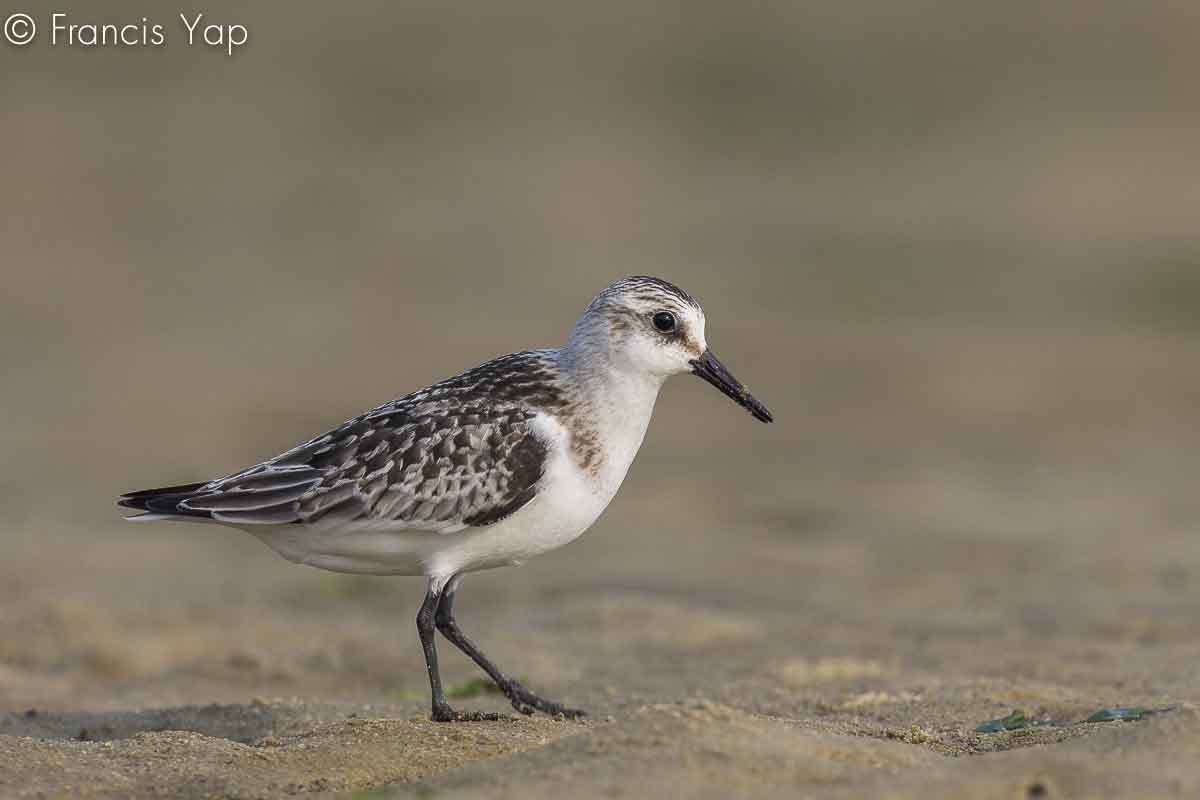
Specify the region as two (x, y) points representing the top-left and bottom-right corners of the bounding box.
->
(652, 311), (676, 333)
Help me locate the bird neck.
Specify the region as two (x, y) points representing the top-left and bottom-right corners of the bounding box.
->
(557, 338), (664, 419)
(555, 341), (663, 487)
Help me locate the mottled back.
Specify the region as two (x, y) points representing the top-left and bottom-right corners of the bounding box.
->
(120, 351), (564, 531)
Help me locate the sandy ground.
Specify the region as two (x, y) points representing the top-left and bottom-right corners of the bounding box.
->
(4, 2), (1200, 795)
(3, 319), (1200, 798)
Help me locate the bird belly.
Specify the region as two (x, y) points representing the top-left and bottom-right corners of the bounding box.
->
(239, 409), (638, 580)
(426, 444), (611, 578)
(241, 523), (440, 576)
(238, 460), (608, 578)
(425, 403), (652, 578)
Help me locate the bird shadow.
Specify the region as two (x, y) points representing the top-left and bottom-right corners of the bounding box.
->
(0, 703), (296, 743)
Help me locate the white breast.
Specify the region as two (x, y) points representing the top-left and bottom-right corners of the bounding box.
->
(422, 386), (658, 577)
(244, 377), (662, 586)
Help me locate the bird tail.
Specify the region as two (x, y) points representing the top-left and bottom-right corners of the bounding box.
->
(117, 482), (213, 520)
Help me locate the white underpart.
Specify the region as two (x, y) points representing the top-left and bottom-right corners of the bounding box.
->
(244, 348), (667, 591)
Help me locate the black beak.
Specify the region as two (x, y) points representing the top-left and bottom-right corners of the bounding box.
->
(690, 349), (774, 423)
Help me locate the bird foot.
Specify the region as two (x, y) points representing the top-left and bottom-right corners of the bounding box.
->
(502, 681), (586, 719)
(430, 703), (504, 723)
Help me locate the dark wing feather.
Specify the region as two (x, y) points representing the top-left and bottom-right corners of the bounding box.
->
(118, 351), (561, 532)
(118, 481), (212, 518)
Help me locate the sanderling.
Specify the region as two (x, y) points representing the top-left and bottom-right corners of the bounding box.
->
(119, 276), (772, 721)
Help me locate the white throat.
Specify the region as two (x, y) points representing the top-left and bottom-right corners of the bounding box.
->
(556, 339), (665, 498)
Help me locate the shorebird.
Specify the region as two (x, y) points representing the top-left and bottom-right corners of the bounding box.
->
(119, 276), (772, 721)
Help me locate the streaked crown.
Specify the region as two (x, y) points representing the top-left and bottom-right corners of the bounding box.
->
(569, 276), (708, 380)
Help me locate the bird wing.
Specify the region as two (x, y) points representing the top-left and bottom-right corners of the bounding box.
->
(119, 352), (562, 532)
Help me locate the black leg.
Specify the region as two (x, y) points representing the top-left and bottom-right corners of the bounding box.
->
(434, 579), (585, 719)
(416, 583), (501, 723)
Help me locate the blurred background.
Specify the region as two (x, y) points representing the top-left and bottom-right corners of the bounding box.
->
(2, 0), (1200, 781)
